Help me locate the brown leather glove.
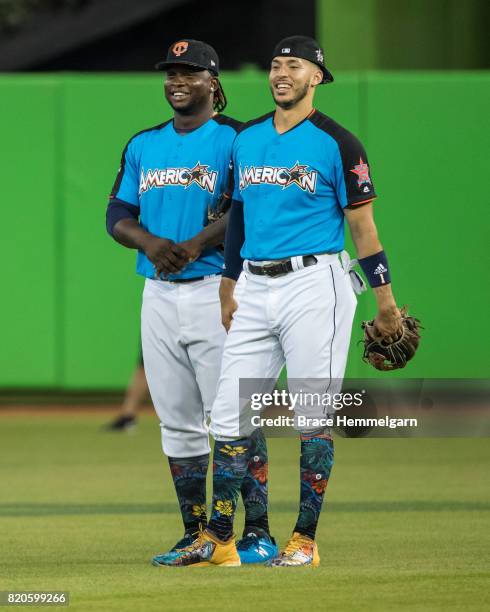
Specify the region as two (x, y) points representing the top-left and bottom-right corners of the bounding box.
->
(362, 307), (422, 371)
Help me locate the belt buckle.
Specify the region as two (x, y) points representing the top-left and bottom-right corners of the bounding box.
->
(262, 261), (286, 278)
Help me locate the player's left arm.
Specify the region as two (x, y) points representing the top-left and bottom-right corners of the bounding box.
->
(345, 203), (402, 342)
(332, 128), (402, 342)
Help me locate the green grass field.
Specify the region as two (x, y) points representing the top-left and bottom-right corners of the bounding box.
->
(0, 412), (489, 611)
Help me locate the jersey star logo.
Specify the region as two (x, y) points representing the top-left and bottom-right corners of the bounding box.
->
(182, 162), (211, 188)
(282, 162), (311, 189)
(350, 157), (372, 187)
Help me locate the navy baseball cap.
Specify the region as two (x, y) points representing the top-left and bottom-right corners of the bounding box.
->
(272, 35), (334, 84)
(155, 39), (219, 75)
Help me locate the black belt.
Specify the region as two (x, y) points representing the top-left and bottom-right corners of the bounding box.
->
(162, 274), (221, 284)
(248, 255), (318, 278)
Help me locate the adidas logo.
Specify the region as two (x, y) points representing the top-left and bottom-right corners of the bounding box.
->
(374, 263), (387, 275)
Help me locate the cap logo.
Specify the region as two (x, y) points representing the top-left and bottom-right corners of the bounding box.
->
(210, 59), (216, 66)
(316, 49), (324, 63)
(172, 41), (189, 57)
(281, 47), (291, 53)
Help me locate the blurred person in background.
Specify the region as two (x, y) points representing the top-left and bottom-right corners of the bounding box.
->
(103, 349), (148, 432)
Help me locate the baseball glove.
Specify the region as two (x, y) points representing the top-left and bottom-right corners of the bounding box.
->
(207, 193), (232, 252)
(207, 192), (232, 225)
(361, 307), (421, 371)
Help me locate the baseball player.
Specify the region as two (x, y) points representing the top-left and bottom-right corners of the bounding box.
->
(106, 39), (277, 564)
(161, 35), (402, 568)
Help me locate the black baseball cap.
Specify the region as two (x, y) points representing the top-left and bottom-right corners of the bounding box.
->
(155, 39), (219, 75)
(272, 35), (334, 84)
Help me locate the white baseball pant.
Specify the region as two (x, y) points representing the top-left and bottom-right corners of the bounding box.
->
(141, 275), (226, 458)
(210, 253), (357, 440)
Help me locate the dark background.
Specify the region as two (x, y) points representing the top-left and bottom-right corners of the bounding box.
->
(0, 0), (488, 72)
(0, 0), (316, 71)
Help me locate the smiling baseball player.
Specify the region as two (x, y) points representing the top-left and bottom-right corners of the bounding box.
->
(160, 35), (403, 568)
(106, 39), (277, 565)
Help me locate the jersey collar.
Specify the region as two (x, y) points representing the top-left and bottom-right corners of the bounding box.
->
(271, 108), (316, 136)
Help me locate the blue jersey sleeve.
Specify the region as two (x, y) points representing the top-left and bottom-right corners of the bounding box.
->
(110, 138), (140, 205)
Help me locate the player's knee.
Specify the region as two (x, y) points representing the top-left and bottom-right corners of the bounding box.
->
(160, 426), (210, 457)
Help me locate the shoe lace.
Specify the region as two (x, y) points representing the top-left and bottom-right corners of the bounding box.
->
(283, 533), (312, 556)
(180, 525), (207, 552)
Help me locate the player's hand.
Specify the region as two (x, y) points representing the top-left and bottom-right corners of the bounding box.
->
(373, 306), (403, 343)
(143, 236), (188, 277)
(177, 237), (204, 264)
(219, 278), (238, 333)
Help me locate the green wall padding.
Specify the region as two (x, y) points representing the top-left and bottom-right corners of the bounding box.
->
(359, 72), (490, 378)
(0, 79), (60, 386)
(0, 72), (488, 388)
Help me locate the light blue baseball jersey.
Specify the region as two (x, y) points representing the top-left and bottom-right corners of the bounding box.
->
(110, 115), (241, 279)
(232, 110), (377, 261)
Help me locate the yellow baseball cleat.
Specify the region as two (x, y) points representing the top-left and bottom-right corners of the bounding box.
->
(267, 532), (320, 567)
(155, 529), (241, 567)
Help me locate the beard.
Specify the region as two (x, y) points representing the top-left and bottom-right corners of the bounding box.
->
(271, 82), (310, 110)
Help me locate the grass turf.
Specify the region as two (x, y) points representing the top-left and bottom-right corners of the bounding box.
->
(0, 413), (488, 611)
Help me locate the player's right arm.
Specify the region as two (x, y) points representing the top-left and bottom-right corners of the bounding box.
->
(106, 137), (187, 276)
(220, 198), (245, 331)
(218, 147), (245, 331)
(109, 217), (187, 275)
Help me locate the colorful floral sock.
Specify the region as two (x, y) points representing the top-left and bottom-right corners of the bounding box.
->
(241, 428), (270, 536)
(293, 434), (334, 540)
(168, 453), (209, 535)
(207, 438), (250, 542)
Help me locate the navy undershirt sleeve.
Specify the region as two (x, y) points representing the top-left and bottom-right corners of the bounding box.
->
(106, 198), (140, 237)
(223, 199), (245, 281)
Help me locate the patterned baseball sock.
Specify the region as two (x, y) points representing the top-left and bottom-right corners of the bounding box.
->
(293, 434), (334, 540)
(168, 453), (209, 536)
(207, 438), (250, 542)
(241, 428), (270, 536)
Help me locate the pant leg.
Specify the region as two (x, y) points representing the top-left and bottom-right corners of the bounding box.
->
(277, 257), (357, 431)
(178, 276), (227, 421)
(141, 279), (210, 458)
(210, 273), (285, 440)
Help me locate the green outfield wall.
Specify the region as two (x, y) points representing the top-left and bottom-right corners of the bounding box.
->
(1, 72), (488, 389)
(317, 0), (489, 70)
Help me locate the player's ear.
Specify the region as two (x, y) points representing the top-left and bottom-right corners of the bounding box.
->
(312, 69), (323, 87)
(210, 77), (219, 93)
